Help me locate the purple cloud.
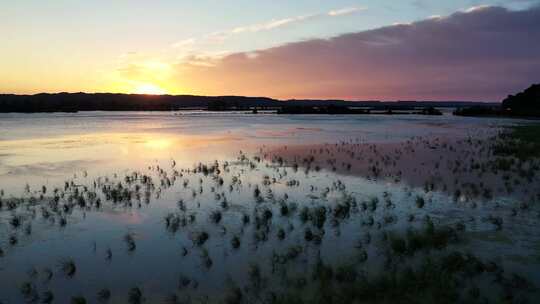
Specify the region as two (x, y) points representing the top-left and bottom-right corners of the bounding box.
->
(176, 6), (540, 101)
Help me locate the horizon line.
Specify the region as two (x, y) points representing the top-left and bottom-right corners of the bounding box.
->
(0, 91), (499, 104)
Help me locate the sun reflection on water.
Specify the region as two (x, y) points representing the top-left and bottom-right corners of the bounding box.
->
(0, 132), (244, 194)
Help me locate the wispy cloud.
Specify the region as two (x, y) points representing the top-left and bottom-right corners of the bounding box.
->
(328, 7), (366, 16)
(172, 38), (196, 48)
(231, 14), (318, 34)
(231, 6), (366, 34)
(170, 6), (367, 48)
(463, 4), (492, 13)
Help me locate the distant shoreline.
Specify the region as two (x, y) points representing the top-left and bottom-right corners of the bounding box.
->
(0, 92), (496, 114)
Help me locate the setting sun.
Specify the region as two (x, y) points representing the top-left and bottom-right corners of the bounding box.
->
(134, 84), (168, 95)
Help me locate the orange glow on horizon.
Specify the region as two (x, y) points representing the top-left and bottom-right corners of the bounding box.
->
(134, 83), (168, 95)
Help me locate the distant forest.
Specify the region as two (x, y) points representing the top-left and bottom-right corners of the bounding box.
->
(0, 93), (494, 113)
(454, 84), (540, 117)
(502, 84), (540, 116)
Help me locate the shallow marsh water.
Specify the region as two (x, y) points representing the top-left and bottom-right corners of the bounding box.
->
(0, 111), (539, 303)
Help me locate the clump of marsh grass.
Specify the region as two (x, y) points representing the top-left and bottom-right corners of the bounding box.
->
(97, 288), (111, 302)
(124, 233), (136, 252)
(231, 236), (241, 249)
(487, 215), (503, 230)
(10, 215), (22, 228)
(297, 248), (527, 303)
(335, 264), (358, 283)
(277, 228), (286, 240)
(201, 248), (213, 268)
(42, 290), (54, 304)
(42, 267), (53, 282)
(280, 202), (289, 216)
(178, 274), (191, 289)
(105, 248), (112, 261)
(247, 263), (263, 289)
(128, 287), (143, 304)
(224, 286), (243, 304)
(194, 231), (209, 246)
(253, 186), (261, 198)
(20, 281), (38, 301)
(58, 258), (77, 278)
(27, 266), (38, 278)
(59, 217), (67, 227)
(415, 195), (425, 208)
(358, 250), (368, 262)
(71, 296), (87, 304)
(24, 223), (32, 236)
(242, 214), (250, 225)
(210, 210), (222, 223)
(388, 223), (458, 256)
(164, 294), (183, 304)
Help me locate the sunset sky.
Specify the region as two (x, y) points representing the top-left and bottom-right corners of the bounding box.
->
(1, 0), (540, 101)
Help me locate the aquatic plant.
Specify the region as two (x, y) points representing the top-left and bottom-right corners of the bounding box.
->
(97, 288), (111, 302)
(242, 213), (250, 225)
(415, 195), (425, 208)
(487, 215), (504, 230)
(124, 233), (137, 252)
(231, 236), (241, 249)
(223, 287), (243, 304)
(20, 281), (37, 300)
(178, 274), (191, 289)
(279, 202), (289, 216)
(164, 294), (181, 304)
(250, 184), (261, 198)
(41, 290), (54, 303)
(58, 258), (77, 277)
(194, 231), (209, 246)
(209, 210), (222, 223)
(64, 295), (88, 304)
(10, 215), (23, 228)
(128, 287), (143, 304)
(201, 248), (213, 268)
(304, 228), (314, 242)
(277, 228), (286, 240)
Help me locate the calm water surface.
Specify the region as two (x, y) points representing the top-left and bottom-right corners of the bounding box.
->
(0, 112), (538, 303)
(0, 111), (515, 193)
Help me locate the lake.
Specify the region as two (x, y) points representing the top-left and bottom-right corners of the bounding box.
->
(0, 112), (539, 303)
(0, 110), (509, 193)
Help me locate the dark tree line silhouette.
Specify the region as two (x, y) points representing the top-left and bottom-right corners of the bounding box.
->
(0, 92), (493, 113)
(0, 93), (278, 113)
(502, 84), (540, 116)
(455, 84), (540, 117)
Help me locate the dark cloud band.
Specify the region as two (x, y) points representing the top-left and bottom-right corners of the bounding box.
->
(177, 6), (540, 101)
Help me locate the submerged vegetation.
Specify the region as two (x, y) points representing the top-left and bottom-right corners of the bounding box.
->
(493, 124), (540, 160)
(0, 124), (539, 302)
